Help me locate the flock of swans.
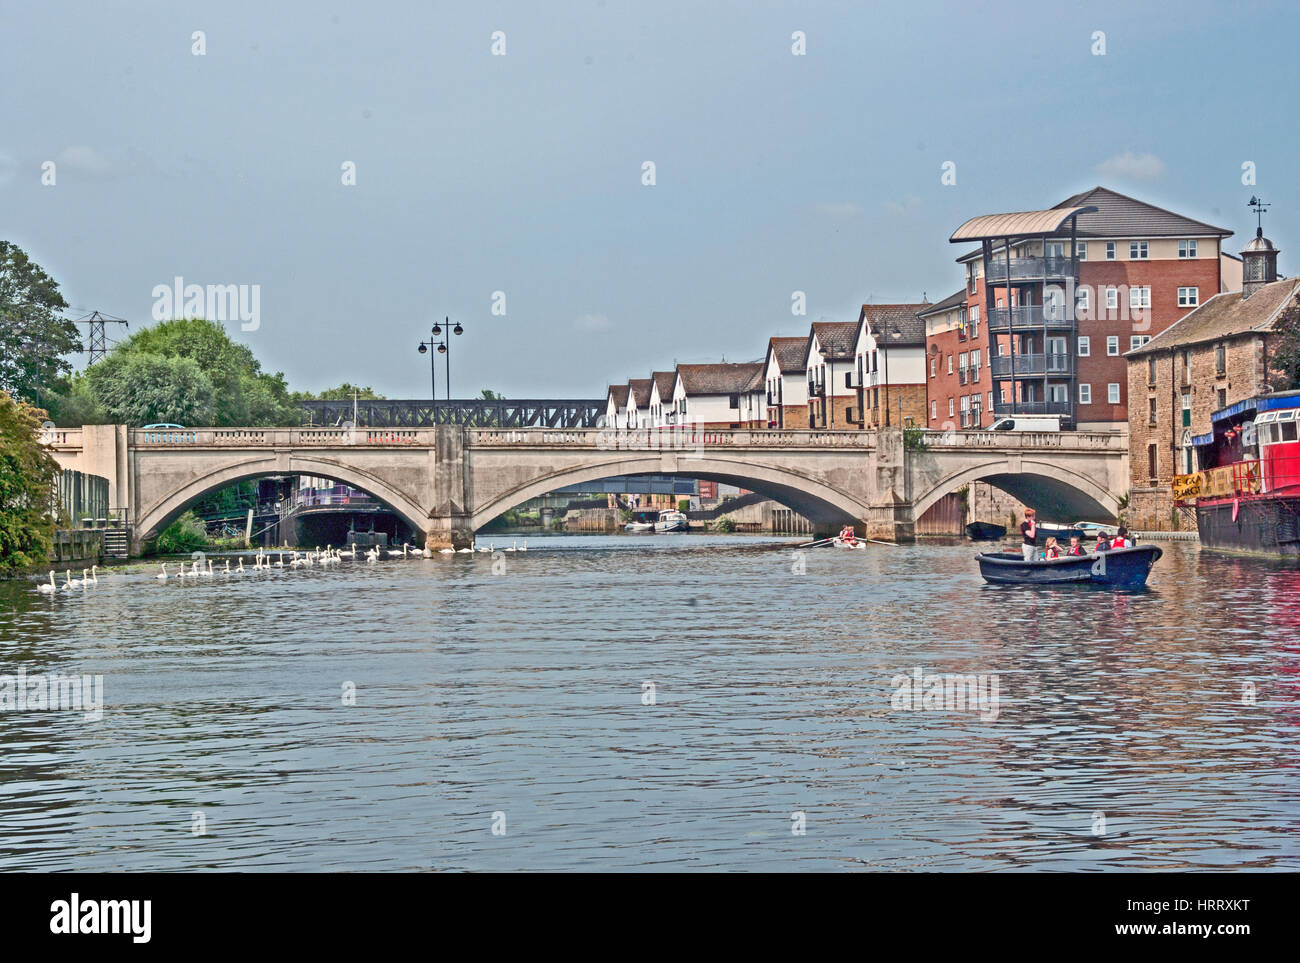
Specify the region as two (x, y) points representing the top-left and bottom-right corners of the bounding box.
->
(35, 539), (529, 592)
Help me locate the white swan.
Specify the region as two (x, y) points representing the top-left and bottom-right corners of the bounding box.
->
(438, 548), (454, 554)
(88, 565), (99, 583)
(62, 570), (81, 591)
(155, 562), (168, 580)
(38, 570), (56, 593)
(236, 558), (245, 573)
(518, 541), (527, 552)
(504, 541), (517, 553)
(477, 542), (492, 553)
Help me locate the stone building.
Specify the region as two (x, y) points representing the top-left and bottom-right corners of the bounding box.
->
(1125, 224), (1299, 529)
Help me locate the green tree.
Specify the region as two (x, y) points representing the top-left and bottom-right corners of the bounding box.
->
(0, 391), (61, 571)
(1268, 294), (1300, 391)
(155, 510), (209, 554)
(479, 388), (505, 400)
(0, 242), (79, 406)
(85, 352), (216, 426)
(114, 318), (296, 425)
(41, 375), (107, 427)
(293, 383), (386, 401)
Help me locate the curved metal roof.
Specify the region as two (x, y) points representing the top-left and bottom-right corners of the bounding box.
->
(949, 205), (1098, 242)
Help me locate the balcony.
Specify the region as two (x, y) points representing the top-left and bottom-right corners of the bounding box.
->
(989, 353), (1074, 378)
(991, 398), (1074, 418)
(987, 305), (1077, 332)
(985, 255), (1078, 282)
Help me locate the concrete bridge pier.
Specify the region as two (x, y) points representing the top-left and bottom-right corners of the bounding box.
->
(426, 425), (474, 551)
(865, 428), (915, 543)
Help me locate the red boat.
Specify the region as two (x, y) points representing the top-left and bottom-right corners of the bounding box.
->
(1176, 390), (1300, 556)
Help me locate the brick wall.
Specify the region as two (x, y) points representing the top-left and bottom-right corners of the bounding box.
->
(1126, 332), (1270, 527)
(809, 395), (856, 429)
(867, 383), (928, 427)
(769, 405), (809, 429)
(926, 323), (993, 429)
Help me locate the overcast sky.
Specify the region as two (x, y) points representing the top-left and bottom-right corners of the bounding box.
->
(3, 0), (1298, 400)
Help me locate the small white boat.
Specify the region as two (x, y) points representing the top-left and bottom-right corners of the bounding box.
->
(653, 510), (689, 533)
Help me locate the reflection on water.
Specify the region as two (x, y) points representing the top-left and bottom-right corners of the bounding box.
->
(0, 536), (1297, 871)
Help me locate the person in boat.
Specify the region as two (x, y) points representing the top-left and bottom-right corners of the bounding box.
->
(1019, 509), (1037, 561)
(1094, 532), (1111, 553)
(1110, 526), (1132, 549)
(837, 524), (858, 547)
(1043, 536), (1061, 559)
(1067, 535), (1086, 557)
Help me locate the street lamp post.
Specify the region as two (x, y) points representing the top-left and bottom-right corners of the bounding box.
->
(881, 323), (901, 427)
(417, 317), (465, 405)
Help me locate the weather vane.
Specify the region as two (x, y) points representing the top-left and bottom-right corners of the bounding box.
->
(1248, 195), (1270, 234)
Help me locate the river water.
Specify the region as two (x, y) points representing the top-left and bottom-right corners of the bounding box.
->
(0, 535), (1297, 871)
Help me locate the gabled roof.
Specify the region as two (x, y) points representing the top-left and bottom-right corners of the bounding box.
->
(1127, 277), (1300, 357)
(606, 384), (629, 407)
(627, 378), (653, 407)
(809, 321), (859, 360)
(859, 303), (931, 346)
(766, 336), (808, 374)
(916, 288), (968, 317)
(650, 370), (676, 401)
(954, 186), (1233, 261)
(675, 362), (765, 395)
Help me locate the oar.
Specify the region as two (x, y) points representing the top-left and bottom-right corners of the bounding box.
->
(796, 537), (837, 549)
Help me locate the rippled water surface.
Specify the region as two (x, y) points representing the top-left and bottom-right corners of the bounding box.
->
(1, 535), (1297, 871)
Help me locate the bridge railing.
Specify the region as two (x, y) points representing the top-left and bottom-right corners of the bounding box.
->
(127, 428), (430, 447)
(470, 427), (879, 448)
(920, 429), (1127, 450)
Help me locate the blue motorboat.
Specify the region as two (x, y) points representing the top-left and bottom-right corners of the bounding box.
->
(976, 544), (1163, 589)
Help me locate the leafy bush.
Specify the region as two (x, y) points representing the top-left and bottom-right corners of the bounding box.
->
(155, 511), (209, 554)
(903, 425), (928, 451)
(714, 516), (736, 533)
(677, 499), (690, 513)
(0, 392), (60, 572)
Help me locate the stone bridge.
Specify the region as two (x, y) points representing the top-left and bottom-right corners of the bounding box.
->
(46, 424), (1128, 553)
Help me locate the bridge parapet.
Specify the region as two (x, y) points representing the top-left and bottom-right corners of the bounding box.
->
(921, 429), (1127, 451)
(468, 427), (879, 449)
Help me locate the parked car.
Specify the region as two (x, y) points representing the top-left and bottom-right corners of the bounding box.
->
(141, 423), (186, 430)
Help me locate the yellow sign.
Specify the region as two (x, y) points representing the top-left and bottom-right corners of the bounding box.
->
(1171, 472), (1203, 501)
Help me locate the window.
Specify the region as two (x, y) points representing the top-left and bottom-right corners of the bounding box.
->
(947, 354), (953, 374)
(958, 351), (968, 371)
(1076, 287), (1090, 312)
(1182, 349), (1192, 384)
(1048, 384), (1068, 403)
(948, 397), (955, 417)
(1106, 288), (1119, 311)
(1130, 286), (1151, 309)
(968, 306), (979, 338)
(1148, 397), (1157, 426)
(988, 391), (995, 412)
(1178, 286), (1199, 307)
(1178, 239), (1198, 259)
(930, 357), (936, 378)
(1107, 335), (1119, 356)
(1217, 387), (1227, 409)
(1076, 241), (1087, 260)
(1215, 342), (1226, 374)
(1108, 383), (1121, 404)
(1079, 383), (1092, 404)
(1077, 335), (1091, 357)
(931, 400), (937, 420)
(968, 265), (977, 294)
(1130, 241), (1149, 259)
(971, 349), (981, 377)
(1148, 443), (1158, 481)
(1131, 335), (1151, 350)
(1105, 242), (1116, 260)
(728, 394), (739, 409)
(1148, 356), (1157, 385)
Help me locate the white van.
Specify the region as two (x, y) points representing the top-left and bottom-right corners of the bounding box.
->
(989, 415), (1062, 432)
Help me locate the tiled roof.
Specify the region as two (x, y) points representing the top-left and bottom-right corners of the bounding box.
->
(956, 185), (1233, 261)
(627, 378), (653, 407)
(859, 303), (931, 346)
(651, 370), (675, 401)
(1055, 186), (1232, 239)
(675, 362), (765, 395)
(916, 288), (967, 317)
(810, 321), (860, 359)
(1126, 277), (1300, 357)
(767, 336), (808, 373)
(606, 384), (629, 407)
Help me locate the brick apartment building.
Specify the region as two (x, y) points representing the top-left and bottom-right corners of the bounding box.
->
(918, 289), (985, 428)
(942, 187), (1238, 429)
(805, 321), (859, 428)
(1126, 226), (1299, 528)
(764, 336), (809, 428)
(855, 303), (930, 427)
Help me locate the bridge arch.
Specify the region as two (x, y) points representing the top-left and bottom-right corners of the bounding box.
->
(911, 458), (1121, 524)
(469, 453), (873, 530)
(134, 454), (428, 543)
